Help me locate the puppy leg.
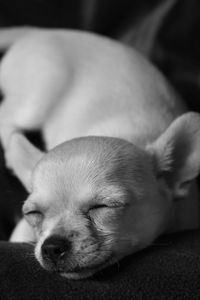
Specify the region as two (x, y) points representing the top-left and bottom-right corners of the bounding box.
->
(10, 218), (36, 243)
(1, 131), (43, 191)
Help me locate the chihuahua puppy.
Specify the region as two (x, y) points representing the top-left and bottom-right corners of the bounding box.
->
(0, 26), (199, 280)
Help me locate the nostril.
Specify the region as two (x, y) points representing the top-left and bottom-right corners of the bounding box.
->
(43, 244), (63, 258)
(42, 235), (71, 263)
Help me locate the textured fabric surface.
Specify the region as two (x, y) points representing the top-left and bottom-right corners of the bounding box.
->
(0, 230), (200, 300)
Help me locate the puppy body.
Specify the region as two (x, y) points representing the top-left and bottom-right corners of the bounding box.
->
(0, 29), (182, 144)
(0, 28), (200, 279)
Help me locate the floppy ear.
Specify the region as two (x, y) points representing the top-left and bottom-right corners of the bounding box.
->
(146, 112), (200, 198)
(5, 132), (44, 192)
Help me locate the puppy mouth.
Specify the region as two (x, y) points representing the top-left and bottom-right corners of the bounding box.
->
(41, 254), (113, 279)
(59, 256), (113, 279)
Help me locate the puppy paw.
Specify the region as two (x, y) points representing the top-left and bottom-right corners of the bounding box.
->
(3, 131), (44, 191)
(3, 131), (21, 172)
(0, 125), (17, 150)
(10, 218), (36, 243)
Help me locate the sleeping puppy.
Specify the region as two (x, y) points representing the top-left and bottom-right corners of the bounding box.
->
(0, 27), (200, 280)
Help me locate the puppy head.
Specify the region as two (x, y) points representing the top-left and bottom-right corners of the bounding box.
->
(13, 112), (200, 279)
(23, 136), (164, 279)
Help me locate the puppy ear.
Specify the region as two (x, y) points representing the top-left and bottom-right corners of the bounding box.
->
(5, 132), (44, 192)
(146, 112), (200, 198)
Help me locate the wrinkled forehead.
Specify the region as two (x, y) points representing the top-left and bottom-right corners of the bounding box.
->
(32, 156), (119, 202)
(31, 136), (151, 198)
(31, 160), (131, 212)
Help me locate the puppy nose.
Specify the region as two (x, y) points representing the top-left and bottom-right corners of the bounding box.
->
(42, 235), (71, 264)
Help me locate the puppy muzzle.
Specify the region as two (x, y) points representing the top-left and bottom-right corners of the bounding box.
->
(41, 234), (71, 271)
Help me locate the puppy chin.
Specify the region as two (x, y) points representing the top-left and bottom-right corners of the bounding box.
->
(58, 258), (114, 280)
(60, 267), (101, 280)
(37, 252), (113, 280)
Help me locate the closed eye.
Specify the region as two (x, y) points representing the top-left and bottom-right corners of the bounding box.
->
(24, 210), (43, 227)
(87, 202), (126, 222)
(24, 210), (41, 216)
(90, 204), (108, 210)
(87, 204), (108, 221)
(89, 201), (127, 211)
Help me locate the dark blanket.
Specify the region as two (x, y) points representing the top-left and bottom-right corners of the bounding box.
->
(1, 0), (200, 299)
(0, 230), (200, 300)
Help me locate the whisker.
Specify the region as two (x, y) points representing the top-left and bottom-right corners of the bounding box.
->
(24, 241), (36, 246)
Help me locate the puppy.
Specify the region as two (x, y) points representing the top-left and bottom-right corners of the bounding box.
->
(0, 27), (200, 280)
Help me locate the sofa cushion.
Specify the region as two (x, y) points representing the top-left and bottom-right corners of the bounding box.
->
(0, 230), (200, 300)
